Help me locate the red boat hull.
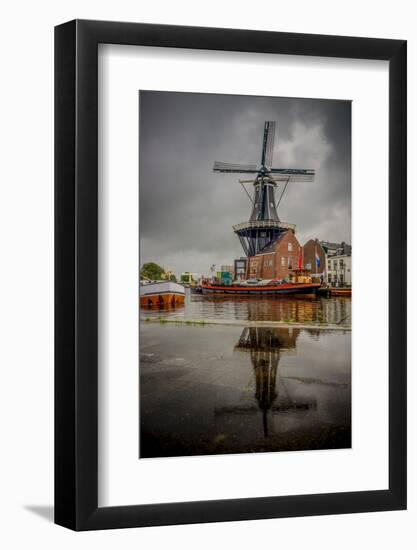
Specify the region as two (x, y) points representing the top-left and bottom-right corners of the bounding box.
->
(200, 283), (321, 296)
(331, 289), (352, 297)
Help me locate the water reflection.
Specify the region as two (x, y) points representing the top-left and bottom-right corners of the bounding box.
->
(233, 327), (316, 437)
(140, 323), (351, 458)
(142, 289), (351, 326)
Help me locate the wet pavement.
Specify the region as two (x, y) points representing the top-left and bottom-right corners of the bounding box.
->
(140, 322), (351, 458)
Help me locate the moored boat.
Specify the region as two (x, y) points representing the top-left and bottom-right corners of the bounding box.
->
(330, 288), (352, 297)
(140, 281), (185, 307)
(190, 285), (203, 294)
(200, 281), (321, 296)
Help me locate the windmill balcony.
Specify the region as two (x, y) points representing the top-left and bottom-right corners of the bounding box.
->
(233, 220), (296, 232)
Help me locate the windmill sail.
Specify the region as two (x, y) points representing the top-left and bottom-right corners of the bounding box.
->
(213, 161), (258, 173)
(261, 121), (276, 167)
(270, 169), (315, 183)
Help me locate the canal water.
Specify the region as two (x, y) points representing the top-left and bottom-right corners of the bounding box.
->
(140, 319), (351, 458)
(141, 289), (351, 326)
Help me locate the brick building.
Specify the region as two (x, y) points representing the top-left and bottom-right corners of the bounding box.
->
(246, 230), (302, 280)
(303, 239), (352, 283)
(303, 239), (326, 277)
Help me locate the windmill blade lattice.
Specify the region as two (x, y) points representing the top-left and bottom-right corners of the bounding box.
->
(213, 161), (258, 173)
(261, 121), (276, 167)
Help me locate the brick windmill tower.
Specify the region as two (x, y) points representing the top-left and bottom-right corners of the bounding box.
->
(213, 121), (315, 257)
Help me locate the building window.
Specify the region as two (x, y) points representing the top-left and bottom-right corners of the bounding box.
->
(288, 242), (293, 252)
(288, 257), (293, 269)
(281, 256), (285, 266)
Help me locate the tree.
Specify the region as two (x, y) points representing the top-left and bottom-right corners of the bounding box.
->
(140, 262), (164, 281)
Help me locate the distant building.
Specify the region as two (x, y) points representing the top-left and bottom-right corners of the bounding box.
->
(180, 272), (199, 285)
(321, 241), (351, 286)
(326, 255), (351, 287)
(246, 229), (302, 280)
(208, 265), (232, 284)
(303, 239), (351, 285)
(234, 257), (247, 281)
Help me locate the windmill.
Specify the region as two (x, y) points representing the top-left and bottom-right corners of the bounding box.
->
(213, 121), (315, 256)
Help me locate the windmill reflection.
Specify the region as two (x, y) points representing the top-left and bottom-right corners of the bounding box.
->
(216, 327), (317, 438)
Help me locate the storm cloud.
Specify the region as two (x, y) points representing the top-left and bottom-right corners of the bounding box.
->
(139, 91), (351, 277)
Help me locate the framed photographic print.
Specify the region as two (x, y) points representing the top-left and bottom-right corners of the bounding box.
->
(55, 20), (406, 530)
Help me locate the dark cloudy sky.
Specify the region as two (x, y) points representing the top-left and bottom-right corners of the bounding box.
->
(139, 91), (351, 277)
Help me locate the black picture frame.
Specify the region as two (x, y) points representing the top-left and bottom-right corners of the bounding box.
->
(55, 19), (407, 531)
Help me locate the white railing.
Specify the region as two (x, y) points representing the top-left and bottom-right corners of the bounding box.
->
(232, 220), (296, 232)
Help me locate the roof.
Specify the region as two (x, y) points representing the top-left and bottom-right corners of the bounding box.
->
(320, 240), (352, 256)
